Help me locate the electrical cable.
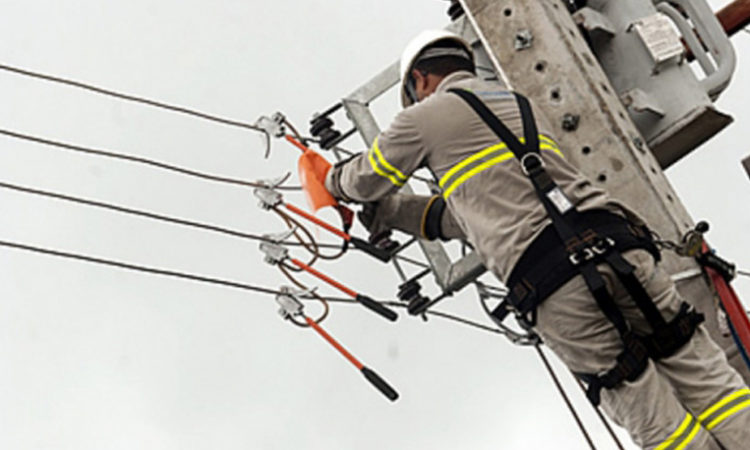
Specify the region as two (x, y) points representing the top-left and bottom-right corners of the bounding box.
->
(0, 180), (428, 269)
(535, 344), (597, 450)
(0, 62), (268, 134)
(0, 128), (300, 191)
(574, 379), (626, 450)
(0, 238), (505, 336)
(739, 269), (750, 278)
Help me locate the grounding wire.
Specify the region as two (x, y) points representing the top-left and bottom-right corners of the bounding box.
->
(0, 128), (300, 191)
(0, 63), (268, 134)
(0, 179), (428, 267)
(0, 239), (502, 336)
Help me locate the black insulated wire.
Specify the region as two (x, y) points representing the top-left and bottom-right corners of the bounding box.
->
(535, 344), (597, 450)
(0, 63), (267, 134)
(0, 239), (504, 336)
(0, 180), (430, 267)
(0, 128), (300, 191)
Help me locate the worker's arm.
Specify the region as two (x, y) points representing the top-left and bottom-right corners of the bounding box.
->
(359, 194), (465, 241)
(325, 108), (426, 203)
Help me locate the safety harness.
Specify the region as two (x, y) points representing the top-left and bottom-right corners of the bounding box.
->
(448, 88), (704, 405)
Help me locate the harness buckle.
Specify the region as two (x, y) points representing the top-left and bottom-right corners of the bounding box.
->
(521, 152), (545, 176)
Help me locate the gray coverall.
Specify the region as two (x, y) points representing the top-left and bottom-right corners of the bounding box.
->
(325, 71), (750, 449)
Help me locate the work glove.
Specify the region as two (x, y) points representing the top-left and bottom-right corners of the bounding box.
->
(357, 194), (466, 241)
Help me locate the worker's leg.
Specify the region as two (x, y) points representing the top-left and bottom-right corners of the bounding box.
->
(533, 260), (719, 449)
(615, 250), (750, 448)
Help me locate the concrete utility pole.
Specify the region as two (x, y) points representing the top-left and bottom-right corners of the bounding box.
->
(457, 0), (749, 380)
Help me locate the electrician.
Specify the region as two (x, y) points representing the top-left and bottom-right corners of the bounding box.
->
(324, 30), (750, 449)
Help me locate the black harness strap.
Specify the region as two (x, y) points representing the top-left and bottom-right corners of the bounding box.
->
(448, 88), (702, 405)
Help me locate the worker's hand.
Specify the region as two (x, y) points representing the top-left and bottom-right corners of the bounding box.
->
(357, 201), (392, 244)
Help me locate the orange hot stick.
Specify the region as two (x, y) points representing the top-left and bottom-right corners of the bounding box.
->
(290, 258), (358, 298)
(284, 203), (350, 241)
(285, 135), (308, 153)
(305, 316), (364, 370)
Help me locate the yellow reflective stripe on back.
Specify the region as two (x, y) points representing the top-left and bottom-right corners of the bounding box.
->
(439, 142), (508, 188)
(655, 413), (700, 450)
(442, 151), (515, 199)
(368, 137), (406, 187)
(440, 142), (563, 199)
(439, 134), (562, 189)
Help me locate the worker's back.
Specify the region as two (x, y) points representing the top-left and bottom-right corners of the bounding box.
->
(401, 70), (632, 280)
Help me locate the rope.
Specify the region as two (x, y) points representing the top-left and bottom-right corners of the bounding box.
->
(535, 345), (597, 450)
(0, 62), (267, 133)
(0, 128), (300, 191)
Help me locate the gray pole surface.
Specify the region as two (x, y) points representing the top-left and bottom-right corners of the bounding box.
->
(458, 0), (750, 381)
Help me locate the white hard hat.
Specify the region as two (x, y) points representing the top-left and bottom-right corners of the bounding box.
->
(399, 29), (473, 108)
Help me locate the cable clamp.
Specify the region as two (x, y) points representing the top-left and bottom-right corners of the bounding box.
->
(275, 286), (306, 319)
(253, 112), (287, 158)
(259, 235), (290, 265)
(254, 187), (283, 209)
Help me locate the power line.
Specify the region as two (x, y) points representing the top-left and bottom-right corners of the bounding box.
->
(0, 179), (430, 268)
(0, 62), (266, 133)
(0, 239), (284, 296)
(0, 180), (274, 241)
(0, 128), (300, 191)
(0, 238), (501, 335)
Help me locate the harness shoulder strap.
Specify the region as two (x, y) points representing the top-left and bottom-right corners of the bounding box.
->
(448, 88), (535, 158)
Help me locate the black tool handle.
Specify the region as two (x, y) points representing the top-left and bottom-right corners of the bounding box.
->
(700, 252), (737, 282)
(350, 237), (393, 263)
(361, 366), (399, 401)
(356, 294), (398, 322)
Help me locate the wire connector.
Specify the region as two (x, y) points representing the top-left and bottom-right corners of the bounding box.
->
(255, 112), (286, 138)
(260, 239), (289, 265)
(275, 286), (305, 319)
(254, 112), (287, 158)
(254, 187), (283, 209)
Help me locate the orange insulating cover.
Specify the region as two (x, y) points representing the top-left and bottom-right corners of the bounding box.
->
(288, 136), (338, 212)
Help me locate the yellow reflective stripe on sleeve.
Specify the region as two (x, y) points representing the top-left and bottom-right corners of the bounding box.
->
(655, 413), (701, 450)
(698, 388), (750, 431)
(367, 137), (407, 187)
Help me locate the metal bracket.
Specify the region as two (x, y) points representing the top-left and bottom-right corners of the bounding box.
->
(621, 88), (666, 117)
(514, 29), (534, 50)
(572, 7), (615, 40)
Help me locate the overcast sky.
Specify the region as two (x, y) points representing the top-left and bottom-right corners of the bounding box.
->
(0, 1), (748, 449)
